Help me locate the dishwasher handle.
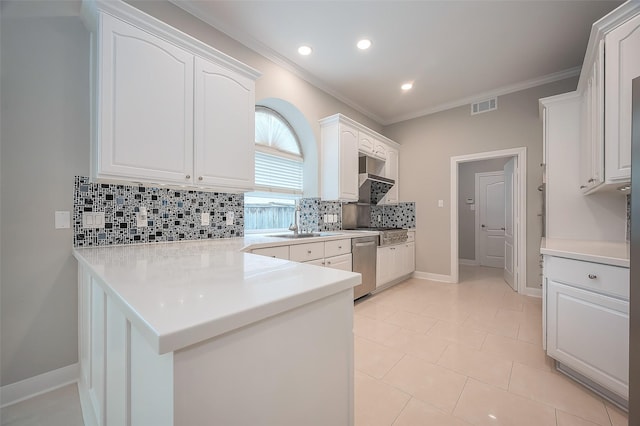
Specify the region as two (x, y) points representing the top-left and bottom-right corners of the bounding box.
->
(354, 241), (376, 248)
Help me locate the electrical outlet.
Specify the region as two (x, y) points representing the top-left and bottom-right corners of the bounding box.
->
(82, 212), (105, 229)
(201, 212), (210, 226)
(136, 207), (148, 228)
(323, 214), (328, 223)
(438, 200), (444, 208)
(226, 211), (234, 225)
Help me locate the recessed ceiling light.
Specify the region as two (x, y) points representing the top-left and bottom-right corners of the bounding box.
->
(357, 39), (372, 50)
(298, 45), (312, 56)
(401, 82), (413, 91)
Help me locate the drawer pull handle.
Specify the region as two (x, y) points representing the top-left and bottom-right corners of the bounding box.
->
(588, 274), (597, 279)
(338, 246), (342, 249)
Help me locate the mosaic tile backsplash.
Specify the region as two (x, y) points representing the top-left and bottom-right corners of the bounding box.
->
(74, 177), (243, 247)
(299, 198), (415, 231)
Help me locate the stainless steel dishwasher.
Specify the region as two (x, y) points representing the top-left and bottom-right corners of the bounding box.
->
(352, 235), (378, 299)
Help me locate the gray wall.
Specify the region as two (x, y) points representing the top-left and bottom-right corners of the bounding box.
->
(1, 16), (90, 385)
(384, 78), (580, 289)
(458, 158), (509, 262)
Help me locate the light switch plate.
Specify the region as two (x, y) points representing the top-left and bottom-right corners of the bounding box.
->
(55, 211), (70, 229)
(226, 211), (234, 225)
(82, 212), (105, 229)
(201, 212), (210, 226)
(438, 200), (444, 208)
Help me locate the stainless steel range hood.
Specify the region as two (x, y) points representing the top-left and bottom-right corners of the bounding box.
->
(358, 156), (394, 204)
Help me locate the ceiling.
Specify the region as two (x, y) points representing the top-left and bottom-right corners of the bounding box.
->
(171, 0), (622, 125)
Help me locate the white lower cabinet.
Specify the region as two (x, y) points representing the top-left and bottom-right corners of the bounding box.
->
(376, 242), (415, 288)
(252, 239), (352, 272)
(544, 255), (629, 403)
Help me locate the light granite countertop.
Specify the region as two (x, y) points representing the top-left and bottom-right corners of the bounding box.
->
(540, 238), (630, 268)
(73, 233), (367, 354)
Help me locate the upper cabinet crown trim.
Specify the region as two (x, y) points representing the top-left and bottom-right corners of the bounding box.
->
(319, 113), (400, 149)
(577, 1), (640, 92)
(81, 0), (262, 81)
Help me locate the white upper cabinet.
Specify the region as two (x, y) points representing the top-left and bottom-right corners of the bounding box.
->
(604, 13), (640, 184)
(381, 146), (398, 204)
(321, 117), (359, 201)
(194, 57), (255, 190)
(320, 114), (400, 202)
(97, 13), (195, 185)
(83, 0), (260, 191)
(576, 5), (640, 193)
(579, 41), (604, 193)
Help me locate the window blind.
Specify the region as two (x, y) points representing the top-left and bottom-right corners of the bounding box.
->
(254, 150), (303, 194)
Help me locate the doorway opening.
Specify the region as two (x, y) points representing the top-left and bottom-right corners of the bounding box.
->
(450, 148), (527, 293)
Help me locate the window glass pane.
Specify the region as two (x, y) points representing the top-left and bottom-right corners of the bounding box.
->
(244, 194), (297, 232)
(255, 108), (301, 156)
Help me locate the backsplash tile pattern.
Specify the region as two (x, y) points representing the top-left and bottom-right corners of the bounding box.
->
(300, 198), (415, 231)
(74, 177), (243, 247)
(298, 197), (320, 233)
(319, 201), (342, 231)
(383, 202), (416, 228)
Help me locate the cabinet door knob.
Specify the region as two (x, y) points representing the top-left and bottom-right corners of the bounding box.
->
(307, 250), (312, 254)
(588, 274), (597, 279)
(198, 176), (203, 181)
(580, 185), (587, 189)
(186, 175), (191, 179)
(588, 178), (595, 183)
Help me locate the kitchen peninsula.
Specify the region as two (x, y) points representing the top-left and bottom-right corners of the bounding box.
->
(73, 236), (361, 426)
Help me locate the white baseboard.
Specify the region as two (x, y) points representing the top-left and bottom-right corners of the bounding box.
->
(458, 259), (478, 266)
(523, 287), (542, 298)
(413, 271), (455, 283)
(0, 363), (79, 408)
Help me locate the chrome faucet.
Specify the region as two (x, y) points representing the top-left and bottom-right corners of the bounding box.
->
(289, 204), (301, 236)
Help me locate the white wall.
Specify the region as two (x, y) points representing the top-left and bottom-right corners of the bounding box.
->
(1, 16), (90, 386)
(458, 158), (509, 261)
(384, 78), (582, 288)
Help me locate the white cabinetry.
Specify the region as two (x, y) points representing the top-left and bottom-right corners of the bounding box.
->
(251, 238), (353, 272)
(604, 13), (640, 185)
(320, 114), (401, 202)
(579, 41), (604, 193)
(381, 146), (398, 204)
(376, 242), (415, 288)
(83, 1), (260, 191)
(544, 255), (629, 404)
(320, 118), (359, 201)
(194, 57), (255, 190)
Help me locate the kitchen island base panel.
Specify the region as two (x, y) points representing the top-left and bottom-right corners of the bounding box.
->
(174, 289), (354, 425)
(78, 261), (354, 426)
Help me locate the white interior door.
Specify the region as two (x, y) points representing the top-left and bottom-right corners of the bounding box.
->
(477, 172), (505, 269)
(503, 158), (516, 290)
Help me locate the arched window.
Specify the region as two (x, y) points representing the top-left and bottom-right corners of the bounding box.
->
(245, 106), (303, 232)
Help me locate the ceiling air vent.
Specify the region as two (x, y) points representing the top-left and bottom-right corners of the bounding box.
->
(471, 97), (497, 115)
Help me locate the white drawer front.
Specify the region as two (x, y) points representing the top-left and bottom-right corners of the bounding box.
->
(545, 256), (629, 299)
(252, 246), (289, 260)
(324, 254), (352, 271)
(325, 239), (352, 258)
(304, 259), (325, 267)
(290, 242), (325, 262)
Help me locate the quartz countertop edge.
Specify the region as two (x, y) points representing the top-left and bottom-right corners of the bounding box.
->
(540, 238), (630, 268)
(73, 236), (363, 354)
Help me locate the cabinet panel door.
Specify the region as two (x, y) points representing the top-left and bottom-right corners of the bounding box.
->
(382, 147), (398, 204)
(194, 57), (255, 191)
(99, 14), (194, 184)
(339, 124), (359, 201)
(547, 280), (629, 399)
(605, 14), (640, 182)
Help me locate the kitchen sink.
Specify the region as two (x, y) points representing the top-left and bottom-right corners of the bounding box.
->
(271, 232), (340, 239)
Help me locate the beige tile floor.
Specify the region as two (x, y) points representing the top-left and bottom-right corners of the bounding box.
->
(1, 265), (629, 426)
(354, 265), (629, 426)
